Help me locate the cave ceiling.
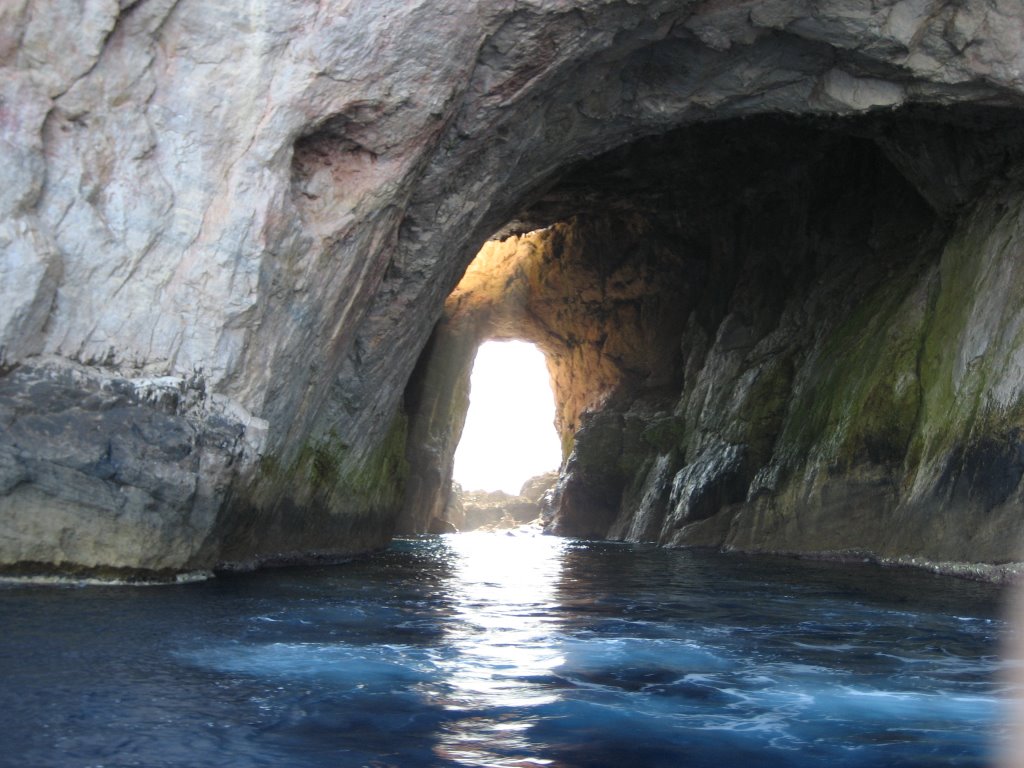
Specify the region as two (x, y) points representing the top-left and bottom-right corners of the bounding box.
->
(494, 105), (1024, 240)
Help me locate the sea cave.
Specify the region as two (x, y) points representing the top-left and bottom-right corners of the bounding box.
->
(3, 1), (1024, 765)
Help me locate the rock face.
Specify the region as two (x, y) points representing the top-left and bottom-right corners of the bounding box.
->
(0, 361), (256, 575)
(448, 472), (559, 531)
(2, 0), (1024, 574)
(442, 473), (557, 532)
(455, 490), (539, 531)
(406, 113), (1024, 566)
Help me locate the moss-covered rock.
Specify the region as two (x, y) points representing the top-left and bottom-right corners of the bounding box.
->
(216, 410), (410, 569)
(400, 113), (1024, 570)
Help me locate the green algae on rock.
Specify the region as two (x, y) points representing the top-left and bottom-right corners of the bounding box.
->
(4, 0), (1024, 577)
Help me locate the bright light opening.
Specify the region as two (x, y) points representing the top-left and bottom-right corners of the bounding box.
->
(452, 340), (561, 495)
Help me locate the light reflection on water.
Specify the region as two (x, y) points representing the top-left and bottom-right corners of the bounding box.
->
(432, 532), (567, 765)
(0, 532), (1017, 767)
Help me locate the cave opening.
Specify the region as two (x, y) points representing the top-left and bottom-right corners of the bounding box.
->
(10, 5), (1024, 764)
(451, 339), (562, 496)
(400, 105), (1024, 556)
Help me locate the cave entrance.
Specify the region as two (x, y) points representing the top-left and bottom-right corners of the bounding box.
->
(453, 340), (561, 497)
(399, 106), (1024, 545)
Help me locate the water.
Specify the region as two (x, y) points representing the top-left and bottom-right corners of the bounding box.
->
(0, 532), (1017, 767)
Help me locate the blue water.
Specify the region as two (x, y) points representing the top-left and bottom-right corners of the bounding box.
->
(0, 533), (1017, 767)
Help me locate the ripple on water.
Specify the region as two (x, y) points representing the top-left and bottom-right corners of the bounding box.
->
(0, 533), (1014, 768)
(179, 641), (439, 691)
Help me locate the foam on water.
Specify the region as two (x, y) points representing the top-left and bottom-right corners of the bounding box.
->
(0, 533), (1016, 767)
(180, 641), (438, 689)
(0, 569), (214, 587)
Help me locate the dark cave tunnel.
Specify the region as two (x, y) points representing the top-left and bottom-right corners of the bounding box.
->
(398, 104), (1024, 564)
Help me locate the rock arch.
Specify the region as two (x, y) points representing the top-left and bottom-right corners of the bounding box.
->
(403, 110), (1024, 565)
(2, 1), (1024, 575)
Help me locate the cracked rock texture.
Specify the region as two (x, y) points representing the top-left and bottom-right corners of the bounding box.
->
(2, 0), (1024, 573)
(404, 113), (1024, 565)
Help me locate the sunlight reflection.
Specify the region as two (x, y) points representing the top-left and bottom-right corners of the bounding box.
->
(432, 532), (567, 766)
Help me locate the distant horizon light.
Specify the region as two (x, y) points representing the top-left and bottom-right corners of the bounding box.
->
(452, 340), (562, 495)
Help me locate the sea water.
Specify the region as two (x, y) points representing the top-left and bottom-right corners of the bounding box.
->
(0, 532), (1017, 767)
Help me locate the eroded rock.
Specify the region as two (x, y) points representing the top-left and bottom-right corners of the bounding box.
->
(444, 472), (558, 532)
(3, 0), (1024, 573)
(0, 359), (261, 575)
(407, 112), (1024, 566)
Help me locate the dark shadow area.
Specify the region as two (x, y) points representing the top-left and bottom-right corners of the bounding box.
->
(401, 106), (1024, 564)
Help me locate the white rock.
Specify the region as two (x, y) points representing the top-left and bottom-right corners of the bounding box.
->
(814, 68), (906, 112)
(0, 0), (1023, 573)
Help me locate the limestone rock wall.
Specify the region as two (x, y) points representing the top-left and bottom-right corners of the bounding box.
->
(545, 118), (1024, 566)
(405, 113), (1024, 567)
(2, 0), (1024, 573)
(660, 177), (1024, 565)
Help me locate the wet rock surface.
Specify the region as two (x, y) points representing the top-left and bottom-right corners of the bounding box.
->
(407, 114), (1024, 567)
(0, 360), (260, 573)
(3, 0), (1024, 572)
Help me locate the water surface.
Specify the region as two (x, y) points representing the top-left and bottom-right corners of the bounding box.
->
(0, 533), (1016, 767)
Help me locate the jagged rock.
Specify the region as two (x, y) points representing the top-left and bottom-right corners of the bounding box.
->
(664, 443), (748, 530)
(458, 488), (541, 532)
(426, 516), (457, 535)
(408, 114), (1024, 565)
(0, 360), (260, 574)
(520, 472), (560, 505)
(443, 480), (467, 531)
(3, 0), (1024, 574)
